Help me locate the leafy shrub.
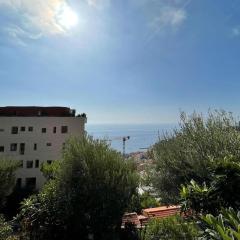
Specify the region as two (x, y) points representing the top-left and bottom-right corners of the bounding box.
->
(0, 159), (20, 209)
(17, 136), (139, 240)
(200, 208), (240, 239)
(180, 156), (240, 215)
(0, 215), (12, 240)
(144, 215), (199, 240)
(152, 110), (240, 204)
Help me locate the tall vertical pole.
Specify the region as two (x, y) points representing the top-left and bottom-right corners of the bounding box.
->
(122, 136), (130, 157)
(123, 137), (126, 156)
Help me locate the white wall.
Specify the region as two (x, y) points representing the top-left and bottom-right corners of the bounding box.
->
(0, 116), (86, 189)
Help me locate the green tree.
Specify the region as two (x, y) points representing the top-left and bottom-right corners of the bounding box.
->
(0, 158), (20, 209)
(18, 136), (139, 240)
(40, 160), (61, 181)
(152, 110), (240, 204)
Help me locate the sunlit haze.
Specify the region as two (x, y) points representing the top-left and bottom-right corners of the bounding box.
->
(56, 4), (78, 30)
(1, 0), (240, 124)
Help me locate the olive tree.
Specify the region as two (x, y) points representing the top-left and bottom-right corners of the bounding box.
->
(152, 110), (240, 204)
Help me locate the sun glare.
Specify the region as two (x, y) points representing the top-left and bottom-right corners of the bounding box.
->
(56, 5), (78, 30)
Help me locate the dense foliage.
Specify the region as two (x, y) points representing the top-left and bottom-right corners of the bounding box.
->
(0, 215), (12, 240)
(201, 208), (240, 240)
(0, 158), (20, 209)
(152, 110), (240, 204)
(143, 215), (199, 240)
(17, 137), (139, 240)
(181, 156), (240, 215)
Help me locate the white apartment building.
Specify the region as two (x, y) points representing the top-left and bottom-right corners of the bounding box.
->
(0, 106), (87, 189)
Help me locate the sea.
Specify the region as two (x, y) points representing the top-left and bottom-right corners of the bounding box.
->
(86, 124), (177, 154)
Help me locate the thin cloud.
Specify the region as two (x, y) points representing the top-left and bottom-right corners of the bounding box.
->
(86, 0), (111, 9)
(232, 26), (240, 37)
(0, 0), (75, 45)
(151, 7), (186, 31)
(131, 0), (190, 40)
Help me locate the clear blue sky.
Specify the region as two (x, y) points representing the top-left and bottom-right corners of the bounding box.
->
(0, 0), (240, 124)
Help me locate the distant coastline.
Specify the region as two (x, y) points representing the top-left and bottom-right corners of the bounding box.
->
(86, 123), (176, 153)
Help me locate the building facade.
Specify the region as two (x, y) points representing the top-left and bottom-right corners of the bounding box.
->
(0, 106), (86, 189)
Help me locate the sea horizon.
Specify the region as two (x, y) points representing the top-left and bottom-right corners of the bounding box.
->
(86, 123), (177, 153)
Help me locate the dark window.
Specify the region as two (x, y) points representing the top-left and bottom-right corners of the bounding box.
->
(34, 143), (37, 150)
(20, 126), (25, 132)
(0, 146), (4, 152)
(42, 128), (47, 133)
(11, 126), (18, 134)
(61, 126), (68, 133)
(16, 178), (22, 188)
(46, 143), (52, 146)
(47, 160), (52, 164)
(35, 159), (39, 168)
(20, 143), (25, 155)
(10, 143), (17, 151)
(28, 127), (33, 132)
(25, 177), (36, 190)
(26, 160), (33, 168)
(53, 127), (57, 133)
(0, 129), (4, 132)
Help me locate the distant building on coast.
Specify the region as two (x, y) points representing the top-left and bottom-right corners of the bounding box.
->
(0, 106), (87, 189)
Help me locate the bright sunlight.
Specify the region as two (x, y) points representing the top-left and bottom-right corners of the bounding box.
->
(56, 4), (78, 30)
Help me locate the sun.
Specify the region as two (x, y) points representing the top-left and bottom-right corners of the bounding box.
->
(56, 4), (78, 30)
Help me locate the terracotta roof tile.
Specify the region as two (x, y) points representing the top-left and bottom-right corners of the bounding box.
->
(143, 205), (180, 219)
(121, 206), (181, 229)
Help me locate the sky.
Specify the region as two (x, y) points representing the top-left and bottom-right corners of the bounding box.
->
(0, 0), (240, 124)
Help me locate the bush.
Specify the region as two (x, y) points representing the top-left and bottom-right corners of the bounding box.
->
(152, 110), (240, 204)
(0, 215), (12, 240)
(144, 215), (199, 240)
(0, 159), (20, 209)
(18, 136), (139, 240)
(200, 208), (240, 239)
(180, 156), (240, 215)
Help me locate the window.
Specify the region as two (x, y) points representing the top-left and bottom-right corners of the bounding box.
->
(11, 126), (18, 134)
(47, 160), (52, 164)
(42, 128), (47, 133)
(0, 146), (4, 152)
(20, 143), (25, 155)
(28, 126), (33, 132)
(35, 159), (39, 168)
(34, 143), (37, 150)
(16, 178), (22, 188)
(26, 160), (33, 168)
(10, 143), (17, 151)
(46, 143), (52, 146)
(20, 126), (25, 132)
(0, 129), (4, 132)
(61, 126), (68, 133)
(25, 177), (36, 190)
(53, 127), (57, 133)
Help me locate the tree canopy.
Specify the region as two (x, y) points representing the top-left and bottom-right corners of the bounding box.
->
(18, 136), (139, 240)
(152, 110), (240, 204)
(0, 158), (20, 209)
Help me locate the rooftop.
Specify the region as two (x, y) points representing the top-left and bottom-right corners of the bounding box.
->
(0, 106), (86, 118)
(121, 205), (181, 229)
